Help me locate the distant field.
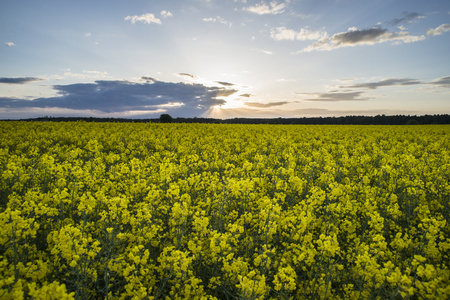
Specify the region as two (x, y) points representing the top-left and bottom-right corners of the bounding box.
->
(1, 122), (449, 299)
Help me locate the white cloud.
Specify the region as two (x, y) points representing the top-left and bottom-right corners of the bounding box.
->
(160, 10), (173, 18)
(427, 24), (450, 36)
(124, 13), (162, 25)
(252, 48), (273, 55)
(5, 42), (15, 47)
(244, 1), (289, 15)
(270, 26), (327, 41)
(203, 16), (232, 27)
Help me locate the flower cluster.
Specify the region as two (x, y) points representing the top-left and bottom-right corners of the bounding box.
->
(0, 121), (449, 299)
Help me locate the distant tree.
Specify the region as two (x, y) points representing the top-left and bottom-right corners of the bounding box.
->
(407, 118), (420, 125)
(159, 114), (173, 123)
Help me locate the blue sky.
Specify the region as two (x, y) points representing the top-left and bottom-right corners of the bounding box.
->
(1, 0), (449, 119)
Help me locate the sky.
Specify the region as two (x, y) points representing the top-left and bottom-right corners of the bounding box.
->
(1, 0), (449, 119)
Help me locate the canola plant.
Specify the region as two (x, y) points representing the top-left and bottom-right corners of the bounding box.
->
(0, 122), (449, 299)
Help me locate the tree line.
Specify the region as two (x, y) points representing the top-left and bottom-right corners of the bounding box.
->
(5, 114), (450, 125)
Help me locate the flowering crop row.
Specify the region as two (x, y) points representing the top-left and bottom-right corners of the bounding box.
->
(0, 122), (449, 299)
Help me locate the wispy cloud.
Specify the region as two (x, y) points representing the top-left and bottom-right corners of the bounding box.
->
(389, 12), (425, 26)
(294, 75), (448, 105)
(244, 1), (289, 15)
(276, 78), (297, 82)
(342, 78), (422, 90)
(0, 77), (44, 84)
(252, 48), (273, 55)
(240, 93), (252, 97)
(124, 13), (162, 25)
(215, 81), (235, 86)
(178, 73), (197, 79)
(270, 26), (327, 41)
(245, 101), (289, 107)
(203, 16), (232, 27)
(298, 91), (369, 102)
(5, 42), (15, 47)
(427, 24), (450, 36)
(62, 70), (110, 80)
(0, 79), (238, 117)
(300, 26), (425, 52)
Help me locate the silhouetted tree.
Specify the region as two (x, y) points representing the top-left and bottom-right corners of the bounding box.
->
(159, 114), (173, 123)
(407, 119), (420, 125)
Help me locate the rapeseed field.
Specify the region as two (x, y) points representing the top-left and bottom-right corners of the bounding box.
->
(0, 122), (449, 299)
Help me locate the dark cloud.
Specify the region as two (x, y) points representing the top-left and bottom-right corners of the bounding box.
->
(0, 80), (237, 117)
(215, 81), (235, 86)
(0, 77), (44, 84)
(333, 27), (387, 45)
(300, 91), (368, 102)
(141, 76), (158, 83)
(429, 76), (450, 87)
(178, 73), (196, 79)
(389, 12), (424, 26)
(245, 101), (289, 108)
(240, 93), (252, 98)
(342, 78), (422, 90)
(301, 26), (425, 52)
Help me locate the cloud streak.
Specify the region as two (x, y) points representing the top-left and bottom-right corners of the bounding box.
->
(294, 75), (448, 105)
(252, 48), (273, 55)
(389, 12), (424, 26)
(0, 77), (44, 84)
(429, 76), (450, 87)
(299, 91), (369, 102)
(245, 101), (289, 107)
(215, 81), (235, 86)
(342, 78), (422, 90)
(178, 73), (197, 79)
(0, 79), (238, 117)
(5, 42), (15, 47)
(299, 26), (425, 52)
